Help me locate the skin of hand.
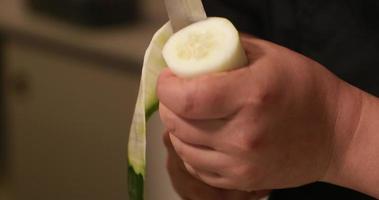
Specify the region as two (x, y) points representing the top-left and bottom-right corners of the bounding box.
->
(163, 132), (270, 200)
(157, 34), (375, 196)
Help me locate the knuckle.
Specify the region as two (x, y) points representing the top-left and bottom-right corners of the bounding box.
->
(246, 87), (274, 109)
(159, 105), (177, 132)
(178, 77), (221, 117)
(178, 87), (197, 116)
(178, 79), (216, 117)
(234, 131), (259, 153)
(200, 90), (222, 111)
(240, 138), (256, 153)
(225, 127), (263, 156)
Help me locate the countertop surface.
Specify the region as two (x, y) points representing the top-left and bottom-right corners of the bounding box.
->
(0, 0), (168, 70)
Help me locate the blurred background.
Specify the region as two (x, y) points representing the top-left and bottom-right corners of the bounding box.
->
(0, 0), (179, 199)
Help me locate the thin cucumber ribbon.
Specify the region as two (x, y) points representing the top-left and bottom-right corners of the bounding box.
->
(128, 23), (172, 200)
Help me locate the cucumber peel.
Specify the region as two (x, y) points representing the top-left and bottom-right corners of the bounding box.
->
(128, 23), (173, 200)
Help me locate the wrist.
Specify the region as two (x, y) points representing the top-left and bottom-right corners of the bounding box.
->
(322, 80), (363, 182)
(323, 81), (379, 198)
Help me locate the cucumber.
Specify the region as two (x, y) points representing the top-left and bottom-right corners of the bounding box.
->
(128, 17), (247, 200)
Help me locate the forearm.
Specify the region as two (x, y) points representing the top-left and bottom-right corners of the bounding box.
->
(325, 82), (379, 198)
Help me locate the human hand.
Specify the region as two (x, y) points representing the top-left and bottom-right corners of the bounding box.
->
(157, 35), (360, 192)
(163, 132), (269, 200)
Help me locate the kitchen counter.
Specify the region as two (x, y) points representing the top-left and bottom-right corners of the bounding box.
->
(0, 0), (168, 72)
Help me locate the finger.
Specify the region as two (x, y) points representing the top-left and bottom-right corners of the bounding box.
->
(181, 161), (237, 191)
(166, 138), (264, 200)
(161, 104), (262, 157)
(171, 167), (224, 200)
(157, 68), (249, 120)
(165, 135), (225, 200)
(184, 162), (267, 200)
(183, 161), (221, 180)
(163, 131), (187, 171)
(163, 131), (175, 154)
(169, 134), (232, 174)
(193, 169), (236, 190)
(183, 162), (198, 178)
(160, 103), (225, 147)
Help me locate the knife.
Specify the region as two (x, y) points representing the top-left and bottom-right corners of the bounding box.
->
(164, 0), (208, 32)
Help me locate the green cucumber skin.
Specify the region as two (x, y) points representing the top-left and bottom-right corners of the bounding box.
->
(128, 165), (144, 200)
(128, 104), (158, 200)
(128, 23), (172, 200)
(146, 101), (159, 120)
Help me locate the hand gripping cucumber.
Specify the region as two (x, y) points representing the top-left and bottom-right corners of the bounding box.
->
(128, 17), (247, 200)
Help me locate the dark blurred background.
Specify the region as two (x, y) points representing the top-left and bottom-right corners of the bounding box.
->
(27, 0), (139, 27)
(0, 0), (173, 199)
(0, 30), (5, 197)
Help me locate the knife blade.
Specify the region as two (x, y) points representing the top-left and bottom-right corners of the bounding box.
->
(164, 0), (207, 32)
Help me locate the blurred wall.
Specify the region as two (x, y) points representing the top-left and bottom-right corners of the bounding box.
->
(0, 32), (6, 182)
(0, 0), (179, 199)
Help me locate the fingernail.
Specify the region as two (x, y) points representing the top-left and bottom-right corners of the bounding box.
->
(183, 162), (198, 177)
